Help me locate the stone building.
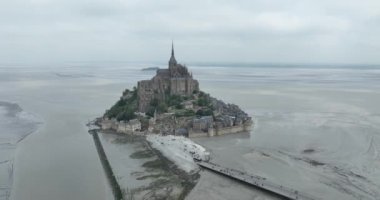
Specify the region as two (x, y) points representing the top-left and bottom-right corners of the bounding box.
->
(100, 118), (115, 130)
(192, 116), (213, 131)
(116, 119), (141, 133)
(100, 118), (141, 134)
(137, 43), (199, 112)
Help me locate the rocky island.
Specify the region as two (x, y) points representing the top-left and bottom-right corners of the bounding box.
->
(99, 43), (253, 137)
(90, 43), (254, 199)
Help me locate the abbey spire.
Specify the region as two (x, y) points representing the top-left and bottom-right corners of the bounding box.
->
(171, 41), (175, 56)
(169, 41), (177, 67)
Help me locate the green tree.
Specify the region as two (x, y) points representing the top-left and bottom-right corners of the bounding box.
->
(157, 102), (168, 113)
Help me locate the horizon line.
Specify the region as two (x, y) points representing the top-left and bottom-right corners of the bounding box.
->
(0, 60), (379, 67)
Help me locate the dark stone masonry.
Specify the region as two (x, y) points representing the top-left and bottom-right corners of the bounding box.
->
(137, 42), (199, 113)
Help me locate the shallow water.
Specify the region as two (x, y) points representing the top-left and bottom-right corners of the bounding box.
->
(0, 64), (142, 200)
(190, 66), (380, 200)
(0, 63), (379, 199)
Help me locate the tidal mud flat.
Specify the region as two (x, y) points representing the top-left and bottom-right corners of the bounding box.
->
(89, 129), (123, 200)
(90, 127), (200, 200)
(0, 101), (42, 200)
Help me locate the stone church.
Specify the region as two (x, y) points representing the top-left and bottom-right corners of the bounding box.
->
(137, 43), (199, 112)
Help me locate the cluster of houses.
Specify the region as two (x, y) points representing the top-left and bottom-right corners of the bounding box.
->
(99, 111), (252, 137)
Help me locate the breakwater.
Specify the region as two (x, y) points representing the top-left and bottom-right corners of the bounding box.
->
(89, 129), (123, 200)
(196, 160), (318, 200)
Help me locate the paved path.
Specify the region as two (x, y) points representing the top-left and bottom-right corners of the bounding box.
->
(196, 160), (318, 200)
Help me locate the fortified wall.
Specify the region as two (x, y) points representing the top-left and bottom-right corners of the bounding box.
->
(188, 115), (253, 138)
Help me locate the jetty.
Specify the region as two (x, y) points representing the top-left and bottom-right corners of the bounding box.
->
(89, 129), (124, 200)
(195, 160), (318, 200)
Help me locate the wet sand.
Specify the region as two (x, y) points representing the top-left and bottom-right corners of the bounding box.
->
(189, 83), (380, 199)
(0, 102), (42, 200)
(97, 131), (199, 200)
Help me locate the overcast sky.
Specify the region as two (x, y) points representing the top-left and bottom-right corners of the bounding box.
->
(1, 0), (380, 65)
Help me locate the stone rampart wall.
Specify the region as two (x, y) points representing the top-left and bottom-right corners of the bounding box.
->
(189, 123), (252, 138)
(215, 125), (246, 136)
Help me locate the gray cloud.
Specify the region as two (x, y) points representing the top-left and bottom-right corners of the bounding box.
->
(0, 0), (379, 65)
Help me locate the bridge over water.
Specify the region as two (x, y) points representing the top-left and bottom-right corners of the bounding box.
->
(195, 160), (318, 200)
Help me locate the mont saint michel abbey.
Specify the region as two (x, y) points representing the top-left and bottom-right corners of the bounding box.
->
(137, 43), (200, 112)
